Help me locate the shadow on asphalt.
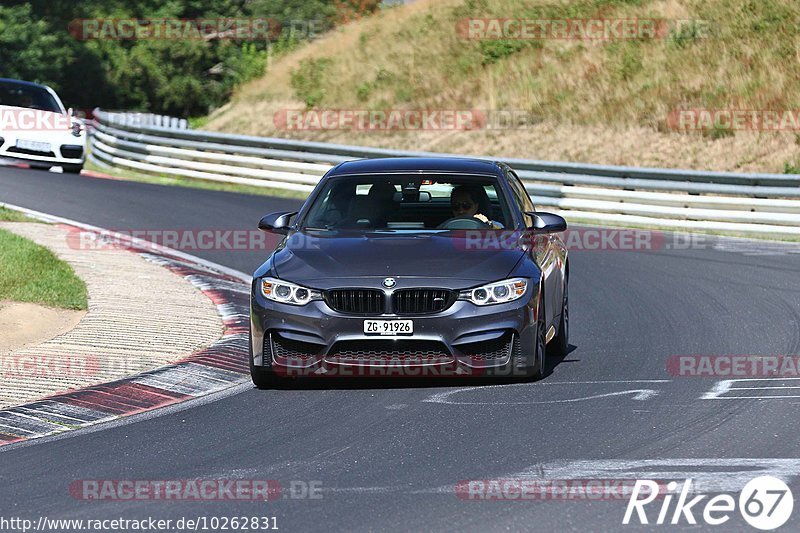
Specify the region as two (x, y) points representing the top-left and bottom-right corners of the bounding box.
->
(542, 343), (579, 377)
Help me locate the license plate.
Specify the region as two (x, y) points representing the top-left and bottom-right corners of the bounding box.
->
(16, 139), (51, 153)
(364, 319), (413, 336)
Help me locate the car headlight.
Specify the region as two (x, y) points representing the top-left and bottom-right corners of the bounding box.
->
(459, 278), (528, 306)
(71, 121), (84, 137)
(260, 277), (320, 306)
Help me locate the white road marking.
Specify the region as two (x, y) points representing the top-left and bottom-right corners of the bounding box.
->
(708, 396), (800, 399)
(713, 238), (800, 257)
(321, 486), (411, 494)
(423, 380), (666, 405)
(431, 458), (800, 495)
(730, 386), (800, 390)
(701, 380), (733, 399)
(702, 378), (800, 400)
(131, 365), (240, 396)
(17, 403), (114, 425)
(540, 380), (672, 384)
(512, 459), (800, 493)
(141, 458), (798, 499)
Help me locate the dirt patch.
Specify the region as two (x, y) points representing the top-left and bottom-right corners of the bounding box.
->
(0, 301), (85, 355)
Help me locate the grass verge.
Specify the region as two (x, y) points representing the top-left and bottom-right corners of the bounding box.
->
(0, 207), (39, 223)
(0, 228), (88, 310)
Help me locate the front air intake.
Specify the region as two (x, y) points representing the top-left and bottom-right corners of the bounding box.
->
(324, 289), (384, 315)
(393, 289), (454, 315)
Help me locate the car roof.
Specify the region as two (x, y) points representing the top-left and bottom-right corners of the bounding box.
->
(328, 157), (505, 176)
(0, 78), (52, 91)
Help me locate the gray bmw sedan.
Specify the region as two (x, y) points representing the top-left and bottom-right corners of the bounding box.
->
(249, 157), (568, 386)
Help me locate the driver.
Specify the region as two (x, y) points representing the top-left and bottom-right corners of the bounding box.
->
(449, 185), (502, 228)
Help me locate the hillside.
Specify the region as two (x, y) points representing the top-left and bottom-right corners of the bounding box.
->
(203, 0), (800, 172)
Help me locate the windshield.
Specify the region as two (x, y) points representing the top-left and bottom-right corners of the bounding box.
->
(301, 174), (513, 231)
(0, 81), (63, 113)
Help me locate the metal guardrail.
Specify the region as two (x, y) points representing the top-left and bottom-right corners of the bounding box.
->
(100, 111), (190, 130)
(90, 108), (800, 236)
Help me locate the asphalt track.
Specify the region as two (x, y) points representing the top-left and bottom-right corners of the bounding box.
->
(2, 166), (800, 532)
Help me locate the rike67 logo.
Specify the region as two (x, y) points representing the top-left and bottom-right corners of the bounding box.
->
(624, 476), (793, 530)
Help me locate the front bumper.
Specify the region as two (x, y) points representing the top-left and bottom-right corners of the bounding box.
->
(0, 133), (85, 167)
(250, 281), (539, 377)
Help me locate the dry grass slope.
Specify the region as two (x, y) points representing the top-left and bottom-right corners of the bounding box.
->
(205, 0), (800, 172)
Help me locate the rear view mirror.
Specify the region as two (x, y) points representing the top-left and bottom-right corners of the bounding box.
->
(395, 191), (431, 202)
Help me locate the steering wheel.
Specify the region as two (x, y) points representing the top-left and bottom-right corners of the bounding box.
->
(437, 215), (491, 230)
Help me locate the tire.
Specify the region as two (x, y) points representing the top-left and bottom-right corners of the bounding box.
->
(249, 331), (280, 389)
(62, 164), (83, 174)
(530, 288), (548, 380)
(250, 365), (280, 389)
(483, 289), (545, 381)
(550, 273), (569, 358)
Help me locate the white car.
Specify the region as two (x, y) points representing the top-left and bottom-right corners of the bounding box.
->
(0, 78), (86, 173)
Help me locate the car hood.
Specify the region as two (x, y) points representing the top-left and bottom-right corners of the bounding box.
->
(272, 231), (525, 289)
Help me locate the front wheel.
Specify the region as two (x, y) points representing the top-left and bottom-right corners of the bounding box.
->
(550, 274), (569, 358)
(249, 331), (280, 389)
(250, 365), (280, 389)
(62, 164), (83, 174)
(530, 289), (547, 380)
(481, 289), (545, 381)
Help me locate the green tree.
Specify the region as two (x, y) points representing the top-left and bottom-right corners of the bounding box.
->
(0, 0), (364, 115)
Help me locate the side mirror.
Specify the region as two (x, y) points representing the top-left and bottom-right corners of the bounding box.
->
(526, 211), (567, 233)
(258, 211), (297, 234)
